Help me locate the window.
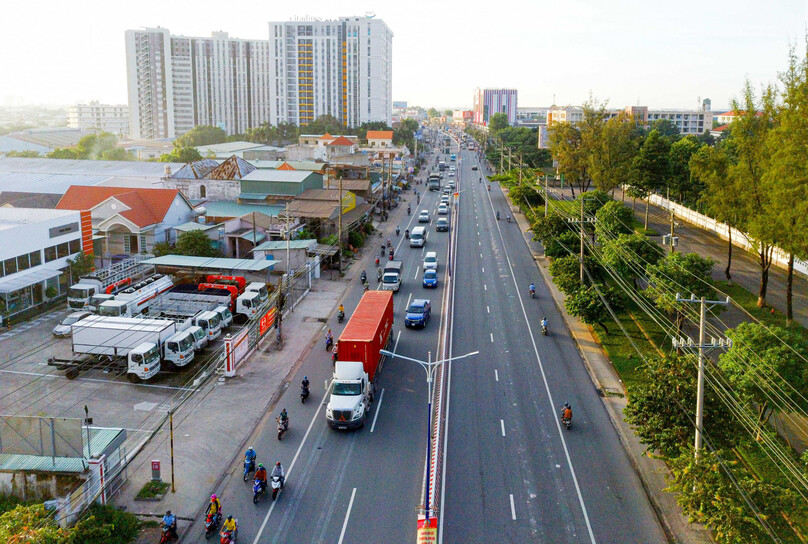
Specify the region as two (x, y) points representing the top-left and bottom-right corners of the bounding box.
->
(45, 245), (57, 262)
(57, 242), (70, 259)
(200, 184), (207, 199)
(16, 253), (29, 272)
(4, 258), (17, 275)
(69, 239), (81, 255)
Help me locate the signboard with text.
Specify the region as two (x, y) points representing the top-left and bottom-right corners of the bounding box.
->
(259, 307), (277, 336)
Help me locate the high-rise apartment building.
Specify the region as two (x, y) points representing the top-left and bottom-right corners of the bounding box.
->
(125, 28), (272, 139)
(67, 102), (129, 136)
(268, 17), (393, 128)
(473, 88), (518, 126)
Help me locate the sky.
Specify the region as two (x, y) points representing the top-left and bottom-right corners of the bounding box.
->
(0, 0), (806, 111)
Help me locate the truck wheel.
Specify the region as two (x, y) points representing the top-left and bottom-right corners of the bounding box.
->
(65, 368), (79, 380)
(127, 373), (141, 384)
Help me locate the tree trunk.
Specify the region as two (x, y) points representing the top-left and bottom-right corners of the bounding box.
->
(632, 196), (637, 212)
(622, 186), (626, 203)
(725, 228), (733, 284)
(756, 245), (772, 308)
(644, 200), (650, 230)
(756, 403), (771, 442)
(787, 252), (794, 326)
(599, 321), (609, 335)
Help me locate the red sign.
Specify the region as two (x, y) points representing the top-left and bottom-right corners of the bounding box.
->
(259, 307), (277, 336)
(151, 461), (160, 471)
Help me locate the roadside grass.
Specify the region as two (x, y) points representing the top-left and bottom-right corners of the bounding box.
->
(714, 280), (808, 343)
(136, 481), (169, 500)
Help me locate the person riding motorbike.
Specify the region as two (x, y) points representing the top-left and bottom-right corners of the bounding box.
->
(496, 211), (500, 220)
(405, 228), (409, 239)
(206, 494), (222, 524)
(332, 344), (338, 363)
(244, 446), (256, 473)
(162, 510), (178, 539)
(360, 270), (367, 283)
(407, 204), (411, 215)
(376, 267), (383, 281)
(541, 317), (548, 334)
(396, 225), (400, 236)
(507, 214), (511, 223)
(381, 244), (386, 256)
(338, 304), (344, 315)
(562, 403), (573, 423)
(325, 329), (333, 349)
(279, 408), (288, 426)
(529, 282), (535, 296)
(301, 376), (310, 393)
(272, 461), (286, 489)
(488, 184), (491, 191)
(386, 237), (392, 248)
(255, 463), (268, 492)
(221, 515), (237, 537)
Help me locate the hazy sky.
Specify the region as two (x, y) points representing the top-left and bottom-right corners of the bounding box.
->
(1, 0), (805, 111)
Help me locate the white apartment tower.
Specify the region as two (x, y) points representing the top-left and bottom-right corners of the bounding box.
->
(125, 28), (272, 139)
(67, 102), (130, 136)
(268, 17), (393, 128)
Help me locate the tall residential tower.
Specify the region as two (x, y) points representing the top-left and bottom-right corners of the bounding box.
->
(125, 28), (272, 139)
(268, 17), (393, 128)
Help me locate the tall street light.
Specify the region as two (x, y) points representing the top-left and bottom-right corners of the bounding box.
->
(380, 348), (479, 525)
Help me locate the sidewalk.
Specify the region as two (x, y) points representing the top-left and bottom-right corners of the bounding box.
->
(506, 192), (713, 543)
(115, 279), (346, 521)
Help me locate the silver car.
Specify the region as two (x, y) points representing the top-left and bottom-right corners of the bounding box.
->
(52, 311), (92, 337)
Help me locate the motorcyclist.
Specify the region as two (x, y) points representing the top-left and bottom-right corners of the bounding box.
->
(206, 494), (222, 523)
(360, 270), (367, 283)
(162, 510), (178, 539)
(405, 228), (409, 238)
(325, 329), (333, 349)
(381, 244), (386, 255)
(507, 214), (511, 222)
(302, 376), (310, 390)
(279, 408), (288, 426)
(562, 403), (573, 422)
(332, 344), (338, 363)
(496, 211), (500, 220)
(255, 463), (268, 492)
(377, 267), (383, 281)
(396, 225), (400, 235)
(488, 184), (491, 191)
(407, 204), (411, 215)
(541, 317), (548, 332)
(387, 237), (391, 247)
(244, 446), (256, 472)
(222, 515), (237, 536)
(529, 282), (535, 295)
(272, 461), (286, 489)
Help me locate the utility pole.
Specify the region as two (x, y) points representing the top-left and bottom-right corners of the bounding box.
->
(518, 152), (523, 185)
(567, 195), (595, 283)
(544, 174), (549, 218)
(673, 294), (731, 460)
(338, 176), (343, 273)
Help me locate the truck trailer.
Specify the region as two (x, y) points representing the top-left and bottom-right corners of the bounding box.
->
(96, 274), (174, 317)
(327, 291), (394, 430)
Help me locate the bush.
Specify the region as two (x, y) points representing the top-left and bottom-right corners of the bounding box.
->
(544, 231), (579, 258)
(70, 504), (140, 544)
(348, 230), (365, 249)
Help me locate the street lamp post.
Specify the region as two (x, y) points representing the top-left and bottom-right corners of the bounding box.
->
(380, 348), (479, 525)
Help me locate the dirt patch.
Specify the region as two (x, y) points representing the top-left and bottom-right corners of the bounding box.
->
(303, 317), (328, 323)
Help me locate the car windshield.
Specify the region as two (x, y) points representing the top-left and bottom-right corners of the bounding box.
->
(425, 271), (437, 278)
(408, 305), (424, 314)
(332, 382), (362, 396)
(425, 257), (436, 263)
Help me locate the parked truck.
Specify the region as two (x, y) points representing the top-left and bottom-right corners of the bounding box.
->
(167, 284), (259, 323)
(66, 254), (154, 310)
(48, 315), (195, 382)
(96, 274), (174, 317)
(326, 291), (394, 430)
(147, 298), (223, 346)
(428, 172), (441, 191)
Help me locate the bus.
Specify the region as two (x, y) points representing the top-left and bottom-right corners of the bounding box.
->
(450, 153), (456, 162)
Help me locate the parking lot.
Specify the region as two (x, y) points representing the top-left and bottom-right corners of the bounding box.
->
(0, 308), (222, 436)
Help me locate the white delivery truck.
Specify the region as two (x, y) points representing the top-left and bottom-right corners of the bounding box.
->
(381, 261), (403, 292)
(66, 254), (154, 310)
(245, 282), (269, 304)
(148, 298), (224, 342)
(48, 315), (195, 382)
(96, 275), (174, 317)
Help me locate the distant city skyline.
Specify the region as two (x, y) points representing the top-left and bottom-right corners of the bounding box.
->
(1, 0), (805, 112)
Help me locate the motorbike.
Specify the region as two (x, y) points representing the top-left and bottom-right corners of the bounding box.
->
(388, 253), (394, 261)
(407, 206), (411, 215)
(271, 475), (283, 500)
(331, 350), (338, 365)
(363, 280), (369, 291)
(396, 226), (400, 235)
(405, 230), (409, 239)
(337, 310), (345, 323)
(386, 239), (392, 248)
(381, 246), (386, 256)
(326, 336), (333, 351)
(375, 256), (380, 266)
(561, 413), (572, 430)
(530, 288), (535, 299)
(496, 211), (500, 220)
(542, 323), (548, 336)
(159, 524), (178, 543)
(277, 417), (288, 440)
(219, 520), (238, 544)
(488, 185), (491, 191)
(300, 384), (309, 403)
(243, 457), (255, 482)
(204, 512), (220, 539)
(507, 216), (511, 223)
(360, 271), (367, 284)
(376, 268), (382, 281)
(253, 479), (264, 504)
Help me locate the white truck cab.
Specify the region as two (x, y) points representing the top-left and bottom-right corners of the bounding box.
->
(214, 306), (233, 329)
(326, 361), (371, 430)
(245, 282), (269, 304)
(196, 311), (222, 341)
(163, 330), (196, 367)
(186, 325), (208, 351)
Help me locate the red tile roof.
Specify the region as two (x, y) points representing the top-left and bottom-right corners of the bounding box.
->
(277, 162), (296, 170)
(713, 124), (730, 132)
(366, 130), (393, 140)
(318, 133), (333, 140)
(56, 186), (182, 228)
(328, 136), (356, 146)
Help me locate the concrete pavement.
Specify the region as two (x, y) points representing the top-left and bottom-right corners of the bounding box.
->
(503, 186), (713, 543)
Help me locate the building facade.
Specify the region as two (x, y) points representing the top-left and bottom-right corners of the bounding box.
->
(67, 103), (130, 136)
(268, 17), (393, 128)
(545, 101), (712, 137)
(125, 28), (272, 139)
(473, 88), (518, 126)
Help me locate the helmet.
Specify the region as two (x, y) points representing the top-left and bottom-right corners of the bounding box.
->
(276, 461), (281, 466)
(258, 463), (264, 468)
(564, 402), (570, 408)
(166, 510), (172, 515)
(304, 376), (308, 380)
(211, 494), (217, 500)
(228, 515), (233, 520)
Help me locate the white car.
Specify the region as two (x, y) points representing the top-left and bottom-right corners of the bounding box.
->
(438, 203), (448, 215)
(52, 311), (92, 337)
(418, 210), (430, 222)
(440, 195), (449, 204)
(423, 251), (439, 271)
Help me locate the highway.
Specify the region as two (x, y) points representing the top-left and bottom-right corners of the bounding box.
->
(187, 142), (453, 543)
(438, 144), (665, 542)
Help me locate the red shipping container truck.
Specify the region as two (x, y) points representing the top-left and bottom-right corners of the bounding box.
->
(337, 290), (394, 380)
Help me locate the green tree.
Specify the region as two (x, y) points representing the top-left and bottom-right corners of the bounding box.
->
(718, 322), (808, 439)
(631, 129), (671, 229)
(443, 109), (453, 117)
(66, 252), (95, 283)
(174, 125), (227, 148)
(648, 118), (681, 140)
(427, 108), (439, 118)
(100, 147), (133, 161)
(565, 284), (623, 334)
(589, 112), (641, 193)
(393, 118), (419, 151)
(531, 212), (578, 257)
(548, 99), (607, 197)
(667, 136), (703, 204)
(0, 504), (69, 543)
(601, 233), (663, 287)
(624, 355), (742, 457)
(305, 114), (348, 135)
(595, 200), (634, 239)
(46, 147), (79, 159)
(691, 141), (740, 283)
(4, 150), (40, 158)
(175, 229), (220, 257)
(74, 132), (118, 159)
(549, 255), (603, 295)
(152, 241), (172, 257)
(488, 112), (509, 135)
(645, 252), (715, 339)
(159, 147), (203, 163)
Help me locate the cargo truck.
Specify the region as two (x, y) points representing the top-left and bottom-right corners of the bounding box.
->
(165, 284), (260, 322)
(428, 172), (441, 191)
(96, 274), (174, 317)
(66, 254), (153, 310)
(148, 297), (225, 340)
(326, 291), (394, 430)
(48, 315), (195, 382)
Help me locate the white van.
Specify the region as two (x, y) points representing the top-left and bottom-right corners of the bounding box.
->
(410, 226), (426, 248)
(423, 251), (438, 271)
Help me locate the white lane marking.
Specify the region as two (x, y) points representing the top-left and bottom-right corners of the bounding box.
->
(501, 419), (506, 436)
(480, 253), (482, 258)
(484, 284), (487, 291)
(407, 292), (413, 309)
(490, 333), (494, 343)
(510, 494), (516, 520)
(482, 267), (485, 273)
(486, 305), (490, 314)
(487, 190), (597, 543)
(495, 369), (499, 381)
(338, 488), (357, 544)
(414, 266), (420, 279)
(252, 398), (325, 543)
(370, 388), (385, 432)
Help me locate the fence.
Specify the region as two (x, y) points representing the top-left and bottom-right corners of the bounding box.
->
(649, 193), (808, 278)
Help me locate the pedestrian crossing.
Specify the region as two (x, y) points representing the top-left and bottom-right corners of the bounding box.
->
(0, 309), (64, 340)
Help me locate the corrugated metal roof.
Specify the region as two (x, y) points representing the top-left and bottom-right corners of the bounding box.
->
(0, 427), (125, 474)
(241, 170), (319, 183)
(253, 239), (316, 251)
(236, 230), (266, 243)
(202, 201), (285, 218)
(174, 222), (218, 232)
(0, 157), (183, 176)
(143, 255), (278, 271)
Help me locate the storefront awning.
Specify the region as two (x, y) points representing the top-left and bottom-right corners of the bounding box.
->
(0, 267), (62, 294)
